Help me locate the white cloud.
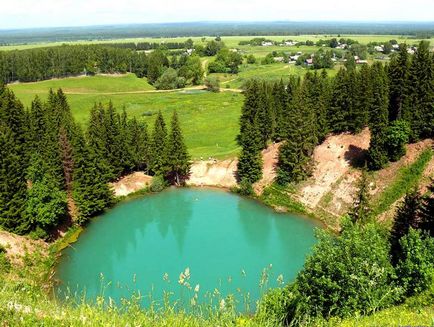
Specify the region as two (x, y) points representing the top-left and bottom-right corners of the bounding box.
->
(1, 0), (433, 29)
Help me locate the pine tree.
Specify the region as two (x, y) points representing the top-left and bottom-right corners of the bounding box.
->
(128, 118), (150, 172)
(271, 80), (287, 141)
(388, 44), (409, 122)
(165, 111), (191, 185)
(0, 88), (29, 233)
(0, 124), (28, 233)
(353, 64), (371, 132)
(255, 82), (273, 149)
(367, 62), (390, 170)
(150, 111), (168, 176)
(238, 79), (260, 145)
(349, 168), (371, 223)
(72, 129), (113, 225)
(402, 41), (434, 139)
(237, 119), (263, 184)
(277, 88), (317, 185)
(420, 182), (434, 237)
(390, 189), (422, 263)
(328, 68), (350, 132)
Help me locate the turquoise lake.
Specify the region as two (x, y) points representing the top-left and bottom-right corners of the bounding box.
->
(55, 188), (318, 311)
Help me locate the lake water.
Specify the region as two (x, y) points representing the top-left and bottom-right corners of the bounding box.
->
(55, 188), (318, 311)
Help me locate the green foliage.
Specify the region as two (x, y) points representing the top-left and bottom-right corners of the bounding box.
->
(154, 68), (186, 90)
(0, 245), (10, 274)
(150, 175), (167, 193)
(150, 111), (168, 176)
(367, 62), (390, 170)
(165, 111), (191, 185)
(396, 229), (434, 297)
(238, 179), (254, 196)
(385, 120), (411, 162)
(204, 76), (220, 92)
(390, 189), (422, 263)
(295, 221), (401, 320)
(246, 54), (256, 64)
(237, 120), (263, 184)
(26, 177), (68, 234)
(372, 149), (433, 216)
(208, 48), (243, 74)
(349, 169), (371, 223)
(255, 285), (298, 326)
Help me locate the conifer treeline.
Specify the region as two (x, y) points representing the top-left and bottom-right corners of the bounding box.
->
(0, 44), (202, 85)
(237, 41), (433, 185)
(0, 86), (190, 237)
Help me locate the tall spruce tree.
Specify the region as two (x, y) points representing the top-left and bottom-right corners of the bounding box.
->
(420, 182), (434, 237)
(367, 62), (390, 170)
(390, 189), (423, 263)
(0, 123), (28, 233)
(0, 88), (29, 233)
(165, 111), (191, 185)
(402, 41), (434, 139)
(388, 43), (409, 122)
(353, 64), (371, 132)
(150, 111), (168, 176)
(328, 68), (350, 132)
(237, 119), (263, 184)
(277, 87), (317, 184)
(72, 128), (113, 225)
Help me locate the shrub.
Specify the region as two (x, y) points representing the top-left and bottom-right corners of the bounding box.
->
(150, 175), (167, 193)
(154, 68), (186, 90)
(238, 179), (254, 196)
(396, 228), (434, 297)
(295, 220), (401, 320)
(255, 285), (299, 326)
(246, 54), (256, 64)
(0, 245), (10, 274)
(204, 76), (220, 93)
(385, 120), (411, 162)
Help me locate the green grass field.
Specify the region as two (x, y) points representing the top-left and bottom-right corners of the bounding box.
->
(10, 74), (243, 160)
(213, 63), (341, 89)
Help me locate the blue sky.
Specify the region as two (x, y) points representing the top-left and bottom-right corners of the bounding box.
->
(2, 0), (434, 29)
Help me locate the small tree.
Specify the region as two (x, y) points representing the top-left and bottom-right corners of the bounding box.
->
(205, 76), (220, 93)
(349, 168), (371, 224)
(396, 228), (434, 296)
(385, 120), (411, 162)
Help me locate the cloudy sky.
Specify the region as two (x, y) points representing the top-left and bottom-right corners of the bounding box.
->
(2, 0), (433, 29)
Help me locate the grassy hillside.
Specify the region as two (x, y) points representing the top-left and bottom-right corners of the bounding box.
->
(10, 75), (243, 159)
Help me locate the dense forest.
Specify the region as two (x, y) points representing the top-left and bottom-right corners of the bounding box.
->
(0, 43), (206, 87)
(0, 86), (190, 238)
(237, 41), (433, 187)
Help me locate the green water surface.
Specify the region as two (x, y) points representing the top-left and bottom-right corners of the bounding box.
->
(55, 188), (318, 310)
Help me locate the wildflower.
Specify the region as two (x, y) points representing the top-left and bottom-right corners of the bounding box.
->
(163, 272), (170, 282)
(194, 284), (200, 293)
(219, 299), (226, 311)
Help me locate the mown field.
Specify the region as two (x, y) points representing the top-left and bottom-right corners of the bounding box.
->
(9, 74), (243, 160)
(1, 34), (431, 51)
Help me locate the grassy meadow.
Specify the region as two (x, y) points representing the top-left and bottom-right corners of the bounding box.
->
(10, 74), (243, 160)
(1, 34), (431, 51)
